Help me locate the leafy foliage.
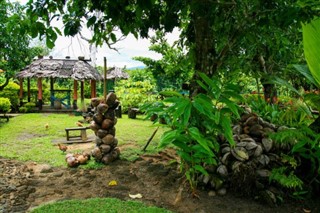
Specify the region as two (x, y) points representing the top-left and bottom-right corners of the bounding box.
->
(144, 73), (243, 190)
(0, 81), (20, 111)
(133, 31), (193, 92)
(270, 167), (304, 190)
(244, 94), (313, 127)
(303, 18), (320, 87)
(269, 126), (320, 196)
(115, 78), (157, 113)
(0, 97), (11, 113)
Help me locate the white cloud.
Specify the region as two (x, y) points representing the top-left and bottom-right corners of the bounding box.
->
(50, 29), (180, 68)
(15, 0), (181, 68)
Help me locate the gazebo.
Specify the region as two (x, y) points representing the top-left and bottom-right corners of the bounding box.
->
(106, 67), (129, 92)
(16, 56), (102, 110)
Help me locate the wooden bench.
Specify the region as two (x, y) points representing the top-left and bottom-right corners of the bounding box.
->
(65, 127), (89, 141)
(0, 113), (9, 122)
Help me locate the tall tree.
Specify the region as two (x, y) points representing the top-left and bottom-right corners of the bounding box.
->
(0, 0), (46, 90)
(26, 0), (318, 96)
(133, 31), (193, 91)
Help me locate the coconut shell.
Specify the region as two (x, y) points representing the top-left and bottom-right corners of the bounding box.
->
(66, 156), (79, 167)
(93, 113), (104, 125)
(108, 127), (116, 136)
(101, 119), (114, 130)
(244, 116), (258, 126)
(249, 124), (264, 137)
(97, 129), (109, 139)
(110, 147), (120, 159)
(91, 147), (102, 161)
(91, 98), (101, 107)
(97, 103), (109, 114)
(89, 121), (100, 133)
(111, 138), (118, 148)
(106, 92), (117, 106)
(95, 136), (103, 146)
(101, 154), (114, 164)
(82, 151), (91, 160)
(109, 100), (120, 110)
(100, 144), (111, 154)
(65, 153), (73, 162)
(77, 155), (88, 165)
(102, 134), (114, 145)
(104, 109), (115, 120)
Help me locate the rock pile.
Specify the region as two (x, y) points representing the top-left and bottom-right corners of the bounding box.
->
(89, 92), (121, 164)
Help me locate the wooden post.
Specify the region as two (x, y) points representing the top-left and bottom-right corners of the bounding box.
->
(19, 79), (23, 106)
(73, 80), (78, 109)
(91, 80), (96, 98)
(27, 78), (31, 102)
(81, 81), (85, 111)
(50, 77), (54, 108)
(103, 57), (107, 101)
(37, 78), (43, 110)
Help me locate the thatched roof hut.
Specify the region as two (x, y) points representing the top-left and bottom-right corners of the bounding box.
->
(16, 56), (102, 111)
(107, 67), (129, 80)
(16, 57), (102, 81)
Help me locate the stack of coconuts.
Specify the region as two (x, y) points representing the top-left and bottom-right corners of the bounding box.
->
(89, 92), (120, 164)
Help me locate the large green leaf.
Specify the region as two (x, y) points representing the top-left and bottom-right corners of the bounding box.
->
(293, 64), (319, 88)
(188, 127), (212, 152)
(303, 18), (320, 87)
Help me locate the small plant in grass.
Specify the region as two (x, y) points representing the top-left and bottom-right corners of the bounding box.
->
(144, 73), (243, 193)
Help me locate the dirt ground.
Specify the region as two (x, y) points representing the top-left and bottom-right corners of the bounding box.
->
(1, 142), (319, 213)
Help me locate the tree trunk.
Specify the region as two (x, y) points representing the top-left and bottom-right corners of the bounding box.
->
(258, 55), (278, 104)
(190, 0), (216, 96)
(261, 82), (278, 104)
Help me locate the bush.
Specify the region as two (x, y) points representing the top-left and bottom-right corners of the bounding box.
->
(0, 81), (19, 112)
(22, 102), (36, 113)
(18, 106), (28, 113)
(0, 97), (11, 113)
(115, 79), (157, 113)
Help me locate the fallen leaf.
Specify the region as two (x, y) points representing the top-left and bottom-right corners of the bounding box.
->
(108, 180), (117, 186)
(129, 193), (143, 199)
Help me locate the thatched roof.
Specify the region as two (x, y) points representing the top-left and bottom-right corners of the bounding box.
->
(107, 67), (129, 80)
(16, 58), (103, 81)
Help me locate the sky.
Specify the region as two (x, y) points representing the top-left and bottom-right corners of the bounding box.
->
(49, 28), (180, 68)
(16, 0), (180, 69)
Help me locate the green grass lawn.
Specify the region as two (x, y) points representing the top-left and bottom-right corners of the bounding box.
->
(0, 113), (168, 167)
(30, 198), (172, 213)
(0, 113), (173, 212)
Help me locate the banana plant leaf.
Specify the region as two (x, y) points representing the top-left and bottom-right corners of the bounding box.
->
(293, 64), (320, 88)
(302, 18), (320, 87)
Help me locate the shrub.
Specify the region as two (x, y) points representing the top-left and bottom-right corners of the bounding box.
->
(24, 102), (36, 112)
(19, 106), (28, 113)
(143, 73), (243, 192)
(115, 79), (157, 113)
(0, 97), (11, 113)
(0, 81), (19, 112)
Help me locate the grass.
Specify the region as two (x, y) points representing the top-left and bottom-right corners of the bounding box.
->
(0, 113), (173, 212)
(0, 113), (169, 167)
(30, 197), (173, 213)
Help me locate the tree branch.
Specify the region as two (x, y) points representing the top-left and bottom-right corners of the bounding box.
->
(0, 76), (11, 91)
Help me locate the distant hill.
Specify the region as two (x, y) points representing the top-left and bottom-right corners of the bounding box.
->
(126, 65), (146, 70)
